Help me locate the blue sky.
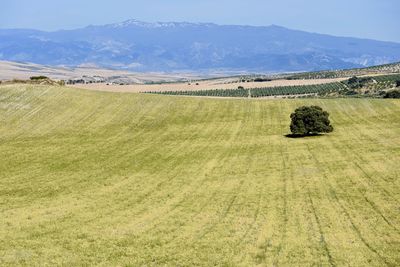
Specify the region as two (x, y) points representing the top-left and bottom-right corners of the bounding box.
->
(1, 0), (399, 42)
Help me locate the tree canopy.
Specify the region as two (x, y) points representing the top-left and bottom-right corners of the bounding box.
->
(345, 76), (373, 89)
(30, 76), (49, 81)
(290, 106), (333, 136)
(383, 90), (400, 99)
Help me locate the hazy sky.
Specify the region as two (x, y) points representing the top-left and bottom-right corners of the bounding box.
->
(1, 0), (399, 42)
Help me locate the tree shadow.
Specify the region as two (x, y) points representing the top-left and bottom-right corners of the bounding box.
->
(284, 133), (323, 139)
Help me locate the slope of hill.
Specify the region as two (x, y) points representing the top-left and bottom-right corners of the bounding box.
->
(147, 73), (400, 98)
(1, 19), (400, 72)
(0, 60), (209, 83)
(0, 84), (399, 266)
(285, 61), (400, 79)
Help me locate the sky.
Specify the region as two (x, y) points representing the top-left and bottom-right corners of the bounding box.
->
(1, 0), (399, 43)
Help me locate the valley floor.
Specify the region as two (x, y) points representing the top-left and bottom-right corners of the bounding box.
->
(0, 84), (399, 266)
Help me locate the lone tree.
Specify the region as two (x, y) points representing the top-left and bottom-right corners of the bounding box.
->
(290, 106), (333, 136)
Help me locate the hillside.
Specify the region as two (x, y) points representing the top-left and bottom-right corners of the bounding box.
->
(1, 20), (400, 72)
(0, 60), (208, 84)
(147, 73), (400, 98)
(0, 84), (399, 266)
(285, 61), (400, 80)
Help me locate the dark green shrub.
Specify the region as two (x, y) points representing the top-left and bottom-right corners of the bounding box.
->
(383, 90), (400, 99)
(345, 90), (358, 95)
(30, 76), (48, 80)
(254, 78), (272, 82)
(290, 106), (333, 136)
(346, 76), (373, 89)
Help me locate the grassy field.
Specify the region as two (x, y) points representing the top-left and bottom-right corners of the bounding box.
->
(0, 84), (399, 266)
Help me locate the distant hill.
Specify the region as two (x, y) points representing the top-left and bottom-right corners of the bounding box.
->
(1, 19), (400, 72)
(284, 61), (400, 79)
(0, 60), (209, 83)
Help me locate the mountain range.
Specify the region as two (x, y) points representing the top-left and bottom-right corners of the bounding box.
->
(1, 19), (400, 72)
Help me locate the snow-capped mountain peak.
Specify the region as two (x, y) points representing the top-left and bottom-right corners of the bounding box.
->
(109, 19), (215, 28)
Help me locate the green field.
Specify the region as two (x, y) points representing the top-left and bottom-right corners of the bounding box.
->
(0, 84), (399, 266)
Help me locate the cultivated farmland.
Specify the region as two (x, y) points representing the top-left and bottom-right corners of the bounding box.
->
(74, 77), (347, 93)
(150, 82), (348, 98)
(0, 84), (399, 266)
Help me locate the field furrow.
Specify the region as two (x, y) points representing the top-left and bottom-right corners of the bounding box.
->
(0, 84), (399, 266)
